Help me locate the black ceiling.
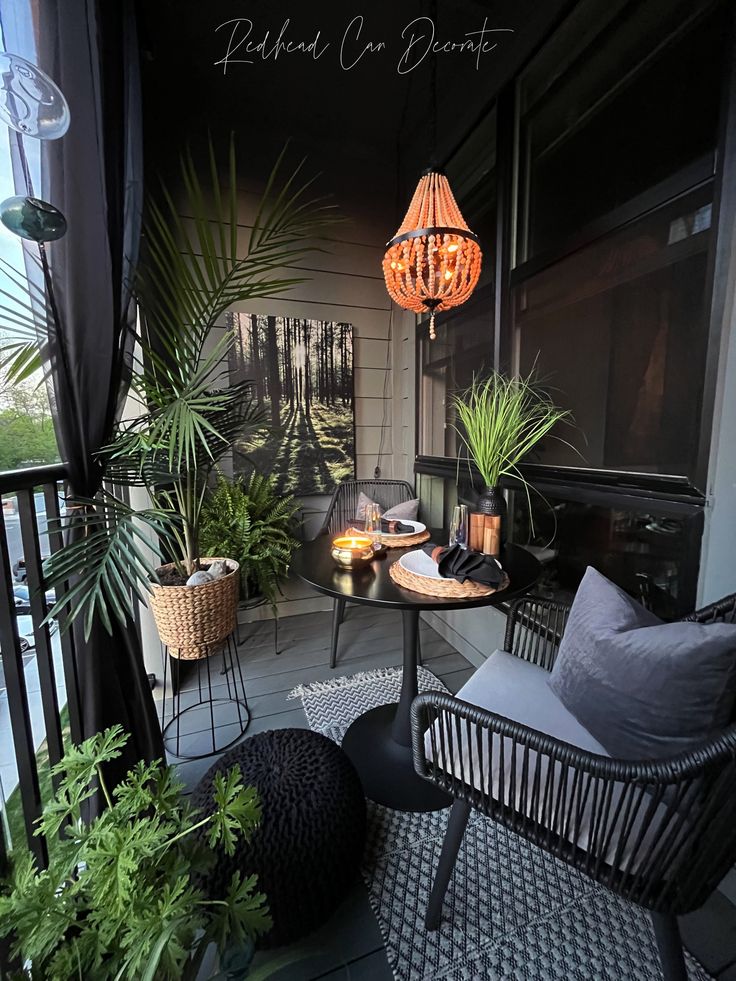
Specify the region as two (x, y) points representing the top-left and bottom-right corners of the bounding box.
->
(137, 0), (572, 183)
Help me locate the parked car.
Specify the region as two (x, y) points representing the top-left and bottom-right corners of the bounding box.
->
(12, 584), (57, 614)
(16, 614), (59, 649)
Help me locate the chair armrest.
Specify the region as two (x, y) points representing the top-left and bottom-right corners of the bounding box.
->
(411, 691), (736, 911)
(503, 596), (571, 669)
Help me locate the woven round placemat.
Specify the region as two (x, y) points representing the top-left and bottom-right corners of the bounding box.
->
(345, 527), (430, 549)
(389, 559), (509, 599)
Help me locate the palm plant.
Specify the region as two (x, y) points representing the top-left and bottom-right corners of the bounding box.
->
(200, 473), (300, 612)
(0, 140), (339, 638)
(451, 370), (573, 491)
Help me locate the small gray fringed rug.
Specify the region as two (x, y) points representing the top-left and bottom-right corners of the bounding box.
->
(290, 666), (712, 981)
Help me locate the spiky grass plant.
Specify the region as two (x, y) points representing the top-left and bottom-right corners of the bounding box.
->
(0, 726), (270, 980)
(451, 370), (573, 489)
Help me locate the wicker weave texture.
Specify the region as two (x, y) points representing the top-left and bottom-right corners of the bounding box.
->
(149, 557), (239, 658)
(390, 559), (508, 599)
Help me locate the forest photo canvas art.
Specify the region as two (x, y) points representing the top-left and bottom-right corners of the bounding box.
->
(229, 313), (355, 495)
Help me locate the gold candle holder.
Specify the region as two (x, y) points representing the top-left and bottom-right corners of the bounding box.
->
(331, 535), (374, 569)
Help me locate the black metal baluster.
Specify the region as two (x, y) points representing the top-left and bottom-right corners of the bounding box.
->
(42, 483), (83, 746)
(0, 505), (47, 866)
(17, 488), (65, 793)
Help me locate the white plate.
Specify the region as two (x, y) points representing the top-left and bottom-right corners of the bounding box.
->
(398, 548), (441, 579)
(381, 519), (426, 538)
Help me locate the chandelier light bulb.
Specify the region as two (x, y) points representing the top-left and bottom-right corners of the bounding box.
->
(382, 170), (482, 340)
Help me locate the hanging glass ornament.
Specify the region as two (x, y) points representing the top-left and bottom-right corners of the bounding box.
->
(0, 52), (70, 140)
(0, 195), (67, 242)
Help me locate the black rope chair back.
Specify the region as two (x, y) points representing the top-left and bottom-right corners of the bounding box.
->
(411, 588), (736, 979)
(320, 479), (416, 538)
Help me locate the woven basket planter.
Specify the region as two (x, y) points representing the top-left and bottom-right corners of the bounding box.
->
(149, 557), (239, 659)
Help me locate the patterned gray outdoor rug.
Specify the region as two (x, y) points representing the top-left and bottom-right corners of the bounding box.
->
(290, 666), (712, 981)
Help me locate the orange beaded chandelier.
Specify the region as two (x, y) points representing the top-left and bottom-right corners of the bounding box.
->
(382, 169), (482, 340)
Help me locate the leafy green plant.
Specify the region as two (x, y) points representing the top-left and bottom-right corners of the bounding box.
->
(200, 473), (300, 611)
(451, 369), (573, 489)
(0, 726), (270, 980)
(0, 139), (339, 638)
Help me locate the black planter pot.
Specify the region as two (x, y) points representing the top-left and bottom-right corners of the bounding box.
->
(476, 485), (507, 518)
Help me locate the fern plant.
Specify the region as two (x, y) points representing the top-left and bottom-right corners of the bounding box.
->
(0, 726), (270, 980)
(200, 474), (300, 612)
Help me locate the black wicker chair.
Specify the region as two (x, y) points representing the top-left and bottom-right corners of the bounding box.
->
(318, 479), (419, 668)
(411, 591), (736, 981)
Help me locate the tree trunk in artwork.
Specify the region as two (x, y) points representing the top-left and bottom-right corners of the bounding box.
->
(284, 316), (294, 410)
(266, 315), (282, 428)
(250, 314), (265, 404)
(303, 319), (312, 420)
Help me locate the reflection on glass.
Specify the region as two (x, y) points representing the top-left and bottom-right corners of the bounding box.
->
(418, 286), (494, 458)
(516, 1), (724, 263)
(514, 186), (712, 478)
(508, 487), (701, 619)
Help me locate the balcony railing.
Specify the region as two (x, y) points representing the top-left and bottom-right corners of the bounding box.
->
(0, 463), (82, 877)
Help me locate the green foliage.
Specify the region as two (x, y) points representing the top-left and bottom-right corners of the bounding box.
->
(0, 726), (270, 980)
(0, 384), (59, 471)
(200, 473), (300, 612)
(0, 137), (340, 638)
(451, 370), (573, 488)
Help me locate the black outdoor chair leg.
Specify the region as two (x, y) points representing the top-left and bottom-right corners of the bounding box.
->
(651, 912), (687, 981)
(330, 597), (346, 668)
(425, 799), (472, 931)
(417, 631), (422, 666)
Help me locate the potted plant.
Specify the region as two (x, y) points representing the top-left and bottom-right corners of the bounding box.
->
(0, 725), (271, 980)
(200, 473), (300, 614)
(11, 141), (340, 651)
(451, 370), (572, 552)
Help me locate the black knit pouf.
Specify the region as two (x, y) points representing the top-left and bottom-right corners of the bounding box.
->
(191, 728), (366, 948)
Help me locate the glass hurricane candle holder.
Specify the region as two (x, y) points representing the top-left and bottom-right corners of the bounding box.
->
(331, 535), (374, 570)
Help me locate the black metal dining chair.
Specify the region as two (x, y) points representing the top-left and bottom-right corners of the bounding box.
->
(318, 479), (419, 668)
(411, 590), (736, 981)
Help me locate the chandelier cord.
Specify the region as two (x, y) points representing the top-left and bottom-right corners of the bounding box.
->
(429, 0), (438, 168)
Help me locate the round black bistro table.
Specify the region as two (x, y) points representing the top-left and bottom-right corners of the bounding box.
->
(291, 537), (540, 813)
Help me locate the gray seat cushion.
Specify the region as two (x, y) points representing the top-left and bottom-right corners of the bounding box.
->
(425, 651), (677, 869)
(548, 567), (736, 759)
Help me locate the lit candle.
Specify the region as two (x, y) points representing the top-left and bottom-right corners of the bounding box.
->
(331, 535), (374, 569)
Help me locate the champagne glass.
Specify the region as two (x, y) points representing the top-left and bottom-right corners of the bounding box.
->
(449, 504), (469, 549)
(366, 502), (383, 550)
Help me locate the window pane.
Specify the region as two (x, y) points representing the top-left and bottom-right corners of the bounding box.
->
(418, 286), (494, 458)
(445, 107), (496, 290)
(516, 0), (725, 263)
(508, 488), (701, 619)
(514, 185), (712, 478)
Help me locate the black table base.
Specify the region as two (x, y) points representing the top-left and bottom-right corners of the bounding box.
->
(342, 703), (451, 812)
(291, 538), (540, 814)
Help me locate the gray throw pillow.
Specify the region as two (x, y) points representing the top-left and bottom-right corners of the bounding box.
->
(548, 567), (736, 759)
(355, 492), (419, 522)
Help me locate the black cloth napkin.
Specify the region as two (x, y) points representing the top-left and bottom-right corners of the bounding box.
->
(352, 517), (414, 535)
(422, 543), (504, 587)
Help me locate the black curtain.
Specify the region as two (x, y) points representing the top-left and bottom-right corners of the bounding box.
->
(37, 0), (164, 781)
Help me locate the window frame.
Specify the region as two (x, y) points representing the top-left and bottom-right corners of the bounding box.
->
(414, 0), (736, 503)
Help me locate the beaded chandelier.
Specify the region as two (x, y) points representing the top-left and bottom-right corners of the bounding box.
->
(382, 169), (482, 340)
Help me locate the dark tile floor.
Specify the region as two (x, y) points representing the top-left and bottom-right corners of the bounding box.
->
(153, 605), (736, 980)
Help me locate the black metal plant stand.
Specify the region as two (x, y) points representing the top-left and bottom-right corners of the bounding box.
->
(160, 631), (250, 760)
